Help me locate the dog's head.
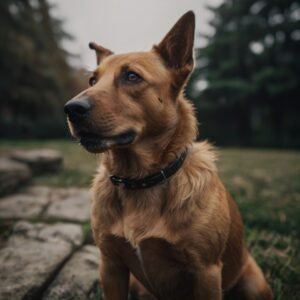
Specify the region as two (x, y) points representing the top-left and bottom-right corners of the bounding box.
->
(65, 11), (195, 153)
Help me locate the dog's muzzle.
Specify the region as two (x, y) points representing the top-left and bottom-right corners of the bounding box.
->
(64, 96), (91, 124)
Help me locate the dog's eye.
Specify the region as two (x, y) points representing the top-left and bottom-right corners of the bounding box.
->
(124, 71), (143, 83)
(89, 76), (97, 86)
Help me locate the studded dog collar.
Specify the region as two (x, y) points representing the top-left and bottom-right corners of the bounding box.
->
(110, 150), (188, 189)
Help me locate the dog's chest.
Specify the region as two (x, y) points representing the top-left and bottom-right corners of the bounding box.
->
(110, 216), (171, 248)
(111, 210), (176, 248)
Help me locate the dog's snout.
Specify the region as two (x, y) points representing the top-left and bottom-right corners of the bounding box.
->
(64, 96), (91, 123)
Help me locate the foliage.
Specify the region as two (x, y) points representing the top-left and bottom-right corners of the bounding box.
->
(187, 0), (300, 148)
(0, 0), (86, 138)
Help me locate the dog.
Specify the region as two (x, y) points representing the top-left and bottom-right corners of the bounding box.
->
(64, 10), (273, 300)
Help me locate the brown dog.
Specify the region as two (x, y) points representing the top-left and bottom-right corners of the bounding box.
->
(64, 11), (273, 300)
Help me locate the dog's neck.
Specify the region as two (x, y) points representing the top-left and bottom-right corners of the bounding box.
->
(103, 98), (198, 178)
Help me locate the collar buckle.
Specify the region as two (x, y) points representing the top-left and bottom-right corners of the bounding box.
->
(160, 170), (167, 184)
(110, 175), (124, 186)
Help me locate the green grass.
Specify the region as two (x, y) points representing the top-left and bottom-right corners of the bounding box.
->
(0, 140), (299, 299)
(218, 148), (300, 299)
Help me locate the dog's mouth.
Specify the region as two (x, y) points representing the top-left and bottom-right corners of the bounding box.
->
(78, 129), (136, 153)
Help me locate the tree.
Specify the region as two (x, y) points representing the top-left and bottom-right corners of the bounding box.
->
(187, 0), (300, 147)
(0, 0), (79, 138)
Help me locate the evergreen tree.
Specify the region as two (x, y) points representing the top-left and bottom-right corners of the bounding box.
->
(0, 0), (77, 138)
(187, 0), (300, 147)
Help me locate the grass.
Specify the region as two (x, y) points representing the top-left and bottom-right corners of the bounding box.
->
(1, 140), (299, 299)
(218, 148), (300, 299)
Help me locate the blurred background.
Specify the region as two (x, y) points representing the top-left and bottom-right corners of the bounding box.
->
(1, 0), (299, 147)
(0, 1), (299, 300)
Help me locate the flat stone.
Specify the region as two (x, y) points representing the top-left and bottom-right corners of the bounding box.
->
(45, 188), (91, 223)
(43, 245), (99, 300)
(0, 186), (91, 222)
(0, 194), (48, 220)
(0, 186), (51, 219)
(0, 221), (83, 300)
(0, 157), (31, 196)
(10, 149), (63, 174)
(25, 185), (53, 197)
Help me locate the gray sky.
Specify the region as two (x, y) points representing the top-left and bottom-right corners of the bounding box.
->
(50, 0), (223, 70)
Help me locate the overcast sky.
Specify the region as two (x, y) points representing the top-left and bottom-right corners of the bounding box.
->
(50, 0), (223, 70)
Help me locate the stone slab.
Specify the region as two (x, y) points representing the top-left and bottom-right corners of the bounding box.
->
(0, 221), (83, 300)
(45, 188), (91, 223)
(10, 149), (63, 174)
(0, 186), (91, 223)
(43, 245), (99, 300)
(0, 186), (51, 219)
(0, 157), (31, 196)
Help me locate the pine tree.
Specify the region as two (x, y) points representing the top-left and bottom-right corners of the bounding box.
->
(187, 0), (300, 147)
(0, 0), (76, 138)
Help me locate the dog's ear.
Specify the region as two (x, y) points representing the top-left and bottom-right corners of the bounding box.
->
(89, 42), (113, 65)
(154, 11), (195, 70)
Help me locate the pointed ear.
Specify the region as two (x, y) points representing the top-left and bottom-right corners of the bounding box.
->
(154, 11), (195, 69)
(89, 42), (113, 65)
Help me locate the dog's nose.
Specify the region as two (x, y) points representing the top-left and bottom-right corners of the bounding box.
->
(64, 96), (91, 123)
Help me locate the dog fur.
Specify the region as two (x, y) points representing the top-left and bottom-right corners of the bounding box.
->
(66, 11), (273, 300)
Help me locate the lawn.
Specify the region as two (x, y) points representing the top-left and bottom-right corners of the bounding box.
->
(218, 148), (300, 299)
(0, 139), (299, 299)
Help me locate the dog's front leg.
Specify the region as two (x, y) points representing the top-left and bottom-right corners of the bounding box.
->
(139, 238), (222, 300)
(99, 254), (129, 300)
(193, 264), (222, 300)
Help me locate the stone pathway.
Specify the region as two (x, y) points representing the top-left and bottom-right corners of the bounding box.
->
(0, 186), (91, 223)
(0, 149), (63, 197)
(0, 157), (31, 196)
(0, 185), (100, 300)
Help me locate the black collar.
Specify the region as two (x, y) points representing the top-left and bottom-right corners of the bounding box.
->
(110, 150), (188, 189)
